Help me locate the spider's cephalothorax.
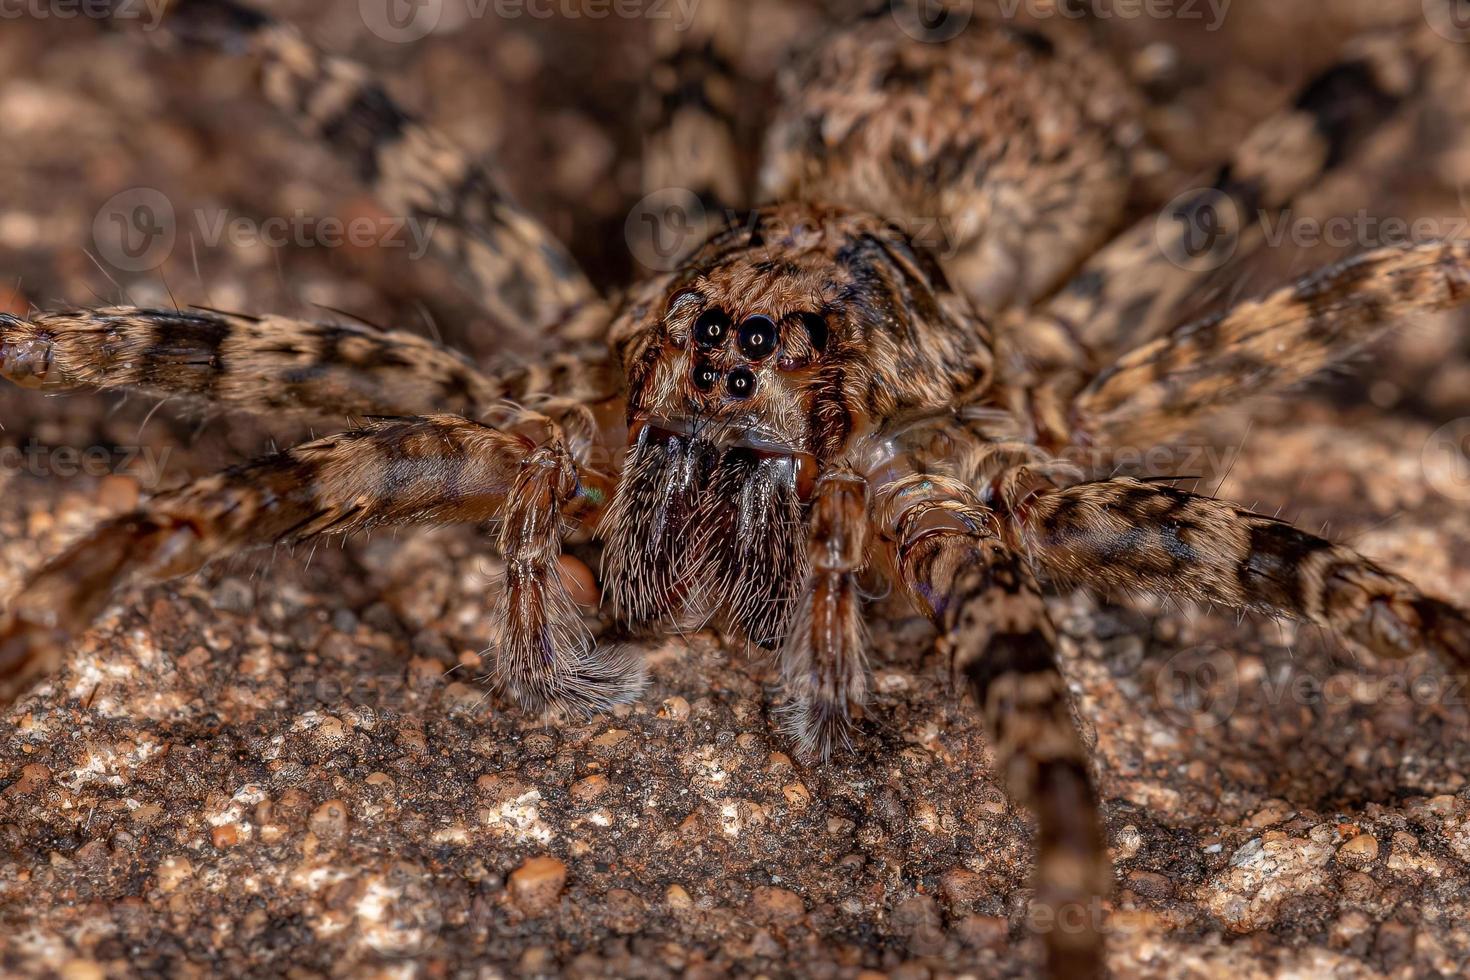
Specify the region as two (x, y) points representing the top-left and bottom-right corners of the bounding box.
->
(602, 204), (994, 648)
(5, 3), (1470, 978)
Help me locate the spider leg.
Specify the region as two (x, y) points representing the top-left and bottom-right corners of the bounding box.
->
(0, 305), (623, 422)
(640, 0), (746, 264)
(875, 471), (1109, 980)
(151, 0), (606, 343)
(0, 414), (638, 709)
(1011, 476), (1470, 670)
(777, 468), (869, 760)
(1017, 20), (1443, 375)
(1072, 240), (1470, 449)
(0, 306), (501, 418)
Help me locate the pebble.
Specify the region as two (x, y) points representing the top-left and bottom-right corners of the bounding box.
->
(309, 800), (350, 840)
(509, 856), (568, 914)
(749, 886), (805, 923)
(1338, 834), (1380, 866)
(570, 775), (610, 803)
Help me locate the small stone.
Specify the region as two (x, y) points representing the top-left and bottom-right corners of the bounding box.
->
(939, 868), (987, 913)
(509, 856), (567, 914)
(6, 763), (50, 796)
(1247, 798), (1294, 828)
(211, 825), (240, 850)
(477, 772), (531, 804)
(750, 885), (805, 923)
(314, 716), (349, 745)
(665, 884), (693, 910)
(658, 697), (690, 722)
(309, 800), (349, 840)
(1124, 869), (1174, 900)
(442, 682), (485, 712)
(156, 855), (193, 893)
(556, 555), (600, 608)
(570, 775), (609, 803)
(603, 887), (646, 933)
(589, 729), (631, 755)
(782, 783), (810, 808)
(1338, 834), (1380, 866)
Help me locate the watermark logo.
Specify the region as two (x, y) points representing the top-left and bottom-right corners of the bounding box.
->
(92, 188), (439, 273)
(360, 0), (443, 43)
(0, 0), (169, 28)
(0, 441), (173, 488)
(1155, 187), (1241, 272)
(1424, 418), (1470, 502)
(94, 188), (177, 274)
(891, 0), (975, 42)
(1154, 646), (1238, 730)
(993, 0), (1230, 30)
(1425, 0), (1470, 43)
(361, 0), (701, 41)
(626, 187), (707, 272)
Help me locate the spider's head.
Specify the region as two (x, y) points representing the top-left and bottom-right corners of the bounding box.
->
(600, 204), (994, 642)
(612, 202), (994, 470)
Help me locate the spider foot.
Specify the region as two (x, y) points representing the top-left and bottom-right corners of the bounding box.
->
(778, 690), (861, 763)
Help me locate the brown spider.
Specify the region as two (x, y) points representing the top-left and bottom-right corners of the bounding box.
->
(3, 2), (1470, 976)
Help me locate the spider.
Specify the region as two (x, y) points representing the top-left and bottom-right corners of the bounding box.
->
(3, 1), (1470, 977)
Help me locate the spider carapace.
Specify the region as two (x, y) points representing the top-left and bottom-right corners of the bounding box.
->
(4, 3), (1470, 977)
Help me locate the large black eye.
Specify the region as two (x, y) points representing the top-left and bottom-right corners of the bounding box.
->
(799, 312), (829, 353)
(726, 367), (757, 399)
(691, 361), (720, 392)
(694, 308), (731, 348)
(738, 315), (779, 360)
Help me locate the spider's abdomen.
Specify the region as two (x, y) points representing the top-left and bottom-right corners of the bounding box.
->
(761, 10), (1145, 314)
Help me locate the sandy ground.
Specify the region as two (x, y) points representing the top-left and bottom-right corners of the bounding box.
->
(2, 2), (1470, 977)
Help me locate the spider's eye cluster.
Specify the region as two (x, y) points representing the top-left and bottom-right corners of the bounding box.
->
(683, 305), (830, 400)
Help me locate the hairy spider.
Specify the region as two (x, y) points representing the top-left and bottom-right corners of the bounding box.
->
(3, 2), (1470, 977)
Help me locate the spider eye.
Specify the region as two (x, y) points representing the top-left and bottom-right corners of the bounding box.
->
(799, 312), (829, 353)
(737, 314), (778, 360)
(726, 367), (757, 399)
(694, 308), (731, 348)
(691, 361), (720, 392)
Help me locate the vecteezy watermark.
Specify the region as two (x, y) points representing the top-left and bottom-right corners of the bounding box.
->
(993, 0), (1230, 30)
(628, 199), (972, 268)
(1425, 0), (1470, 43)
(1153, 643), (1470, 731)
(1155, 191), (1470, 270)
(626, 187), (708, 272)
(1258, 210), (1470, 251)
(1423, 418), (1470, 502)
(0, 441), (173, 488)
(94, 188), (177, 274)
(1154, 187), (1244, 272)
(1153, 646), (1239, 730)
(93, 188), (438, 273)
(0, 0), (168, 28)
(890, 0), (975, 42)
(360, 0), (702, 44)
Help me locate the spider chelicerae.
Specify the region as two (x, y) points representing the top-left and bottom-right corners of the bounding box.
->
(3, 2), (1470, 977)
